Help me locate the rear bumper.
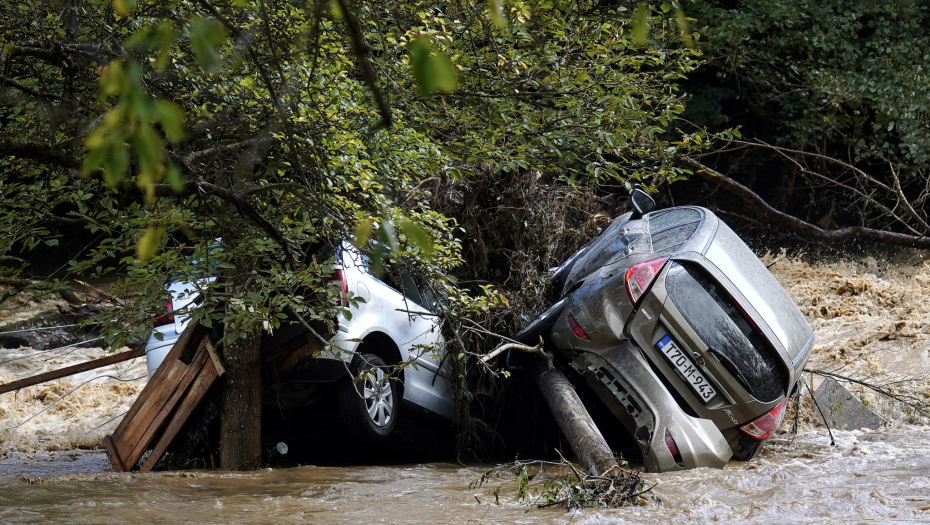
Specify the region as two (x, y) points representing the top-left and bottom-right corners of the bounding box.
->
(144, 328), (180, 379)
(568, 341), (732, 472)
(144, 325), (349, 382)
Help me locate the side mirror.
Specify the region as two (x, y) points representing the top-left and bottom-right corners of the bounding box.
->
(629, 189), (656, 219)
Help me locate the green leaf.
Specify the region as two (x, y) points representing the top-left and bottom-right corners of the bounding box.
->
(329, 0), (344, 20)
(189, 17), (227, 74)
(155, 22), (178, 71)
(166, 163), (184, 192)
(408, 37), (458, 96)
(114, 0), (136, 16)
(432, 49), (458, 94)
(155, 100), (185, 142)
(352, 217), (374, 249)
(104, 145), (129, 187)
(633, 4), (649, 47)
(408, 38), (435, 96)
(674, 9), (694, 49)
(380, 219), (398, 256)
(489, 0), (506, 30)
(137, 226), (165, 265)
(398, 219), (435, 261)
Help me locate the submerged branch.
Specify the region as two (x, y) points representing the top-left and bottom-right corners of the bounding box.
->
(805, 368), (930, 419)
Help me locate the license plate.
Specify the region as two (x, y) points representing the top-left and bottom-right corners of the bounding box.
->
(656, 335), (717, 403)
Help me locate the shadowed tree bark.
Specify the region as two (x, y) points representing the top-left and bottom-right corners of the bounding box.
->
(219, 299), (263, 470)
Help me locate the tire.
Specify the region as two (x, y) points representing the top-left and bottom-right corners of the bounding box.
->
(338, 353), (399, 441)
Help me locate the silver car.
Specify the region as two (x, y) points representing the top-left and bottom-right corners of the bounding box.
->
(145, 242), (454, 441)
(517, 193), (814, 472)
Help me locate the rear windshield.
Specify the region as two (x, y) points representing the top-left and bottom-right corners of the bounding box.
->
(666, 262), (788, 402)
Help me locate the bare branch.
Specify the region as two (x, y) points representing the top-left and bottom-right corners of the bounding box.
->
(888, 162), (930, 234)
(336, 0), (392, 128)
(758, 143), (923, 236)
(194, 178), (296, 263)
(481, 336), (553, 369)
(733, 138), (895, 193)
(680, 156), (930, 249)
(0, 75), (68, 102)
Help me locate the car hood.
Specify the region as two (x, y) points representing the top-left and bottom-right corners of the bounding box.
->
(702, 221), (814, 363)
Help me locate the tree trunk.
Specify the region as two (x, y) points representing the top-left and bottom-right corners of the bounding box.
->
(219, 325), (263, 470)
(530, 360), (617, 476)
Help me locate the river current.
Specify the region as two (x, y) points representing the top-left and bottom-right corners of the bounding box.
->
(1, 256), (928, 523)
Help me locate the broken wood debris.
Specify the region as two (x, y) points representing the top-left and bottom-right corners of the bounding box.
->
(0, 346), (144, 396)
(104, 324), (224, 473)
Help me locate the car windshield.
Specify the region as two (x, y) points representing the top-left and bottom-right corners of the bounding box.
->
(665, 262), (788, 402)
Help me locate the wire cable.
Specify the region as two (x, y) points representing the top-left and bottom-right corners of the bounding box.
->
(0, 337), (103, 365)
(0, 324), (82, 335)
(0, 373), (145, 432)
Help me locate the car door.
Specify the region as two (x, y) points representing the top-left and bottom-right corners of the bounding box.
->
(388, 272), (453, 418)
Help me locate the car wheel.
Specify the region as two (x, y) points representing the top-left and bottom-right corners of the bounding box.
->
(338, 353), (399, 441)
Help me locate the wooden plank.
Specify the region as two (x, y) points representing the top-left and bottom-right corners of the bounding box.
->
(0, 347), (144, 396)
(109, 351), (192, 463)
(204, 338), (225, 377)
(111, 324), (206, 438)
(119, 344), (209, 470)
(104, 434), (126, 473)
(139, 355), (219, 472)
(106, 327), (209, 471)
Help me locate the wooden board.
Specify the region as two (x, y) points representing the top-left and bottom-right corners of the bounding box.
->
(140, 354), (219, 472)
(0, 347), (144, 396)
(104, 324), (224, 472)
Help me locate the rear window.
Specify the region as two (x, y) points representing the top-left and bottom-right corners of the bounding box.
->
(666, 262), (788, 402)
(647, 207), (702, 233)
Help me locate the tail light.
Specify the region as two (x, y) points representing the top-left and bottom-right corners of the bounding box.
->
(153, 297), (174, 328)
(739, 399), (788, 439)
(665, 430), (684, 466)
(730, 297), (761, 333)
(329, 269), (349, 305)
(567, 313), (590, 340)
(625, 256), (669, 305)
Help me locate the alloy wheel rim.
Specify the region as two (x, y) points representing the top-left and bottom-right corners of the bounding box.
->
(362, 367), (393, 427)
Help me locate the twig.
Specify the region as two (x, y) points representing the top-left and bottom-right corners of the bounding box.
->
(805, 368), (930, 419)
(0, 324), (81, 335)
(889, 162), (930, 234)
(0, 337), (103, 365)
(74, 280), (120, 304)
(804, 378), (836, 447)
(480, 336), (553, 369)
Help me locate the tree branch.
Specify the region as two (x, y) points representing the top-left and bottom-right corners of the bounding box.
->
(889, 162), (930, 234)
(0, 140), (81, 170)
(194, 178), (296, 263)
(680, 156), (930, 249)
(0, 75), (68, 102)
(336, 0), (392, 128)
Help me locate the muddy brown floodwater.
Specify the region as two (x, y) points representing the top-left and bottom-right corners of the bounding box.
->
(1, 255), (929, 523)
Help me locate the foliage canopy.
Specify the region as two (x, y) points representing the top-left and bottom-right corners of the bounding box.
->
(1, 0), (704, 351)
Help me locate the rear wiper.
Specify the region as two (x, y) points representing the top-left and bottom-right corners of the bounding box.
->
(707, 347), (751, 391)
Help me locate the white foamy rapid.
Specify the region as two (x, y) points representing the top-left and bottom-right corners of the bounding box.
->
(0, 296), (147, 456)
